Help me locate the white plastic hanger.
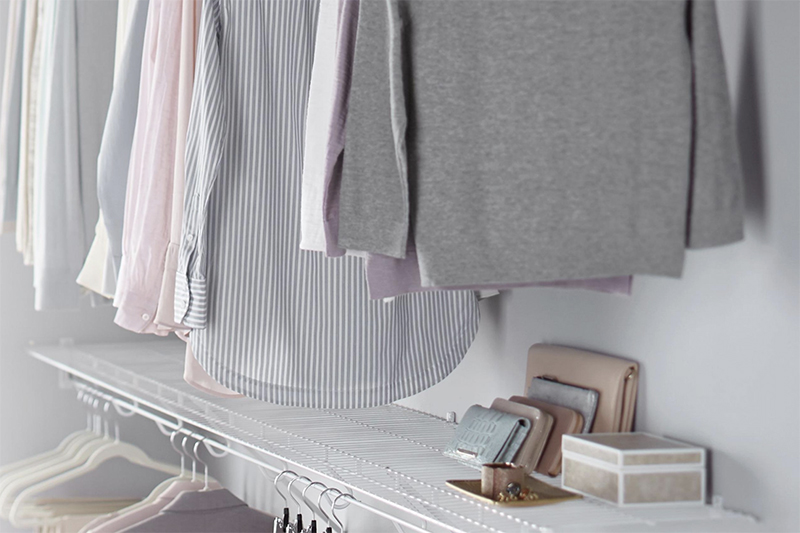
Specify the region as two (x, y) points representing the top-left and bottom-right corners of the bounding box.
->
(0, 429), (93, 481)
(8, 437), (181, 528)
(0, 430), (98, 500)
(81, 433), (221, 533)
(0, 395), (109, 517)
(0, 390), (100, 491)
(74, 431), (194, 533)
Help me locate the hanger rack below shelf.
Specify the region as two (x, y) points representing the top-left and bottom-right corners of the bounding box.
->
(27, 340), (758, 533)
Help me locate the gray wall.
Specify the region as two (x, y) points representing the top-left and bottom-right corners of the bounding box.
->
(0, 1), (797, 532)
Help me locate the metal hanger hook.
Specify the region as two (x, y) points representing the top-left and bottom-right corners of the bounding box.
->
(330, 493), (353, 532)
(274, 470), (298, 505)
(317, 488), (342, 527)
(288, 476), (311, 514)
(302, 481), (327, 521)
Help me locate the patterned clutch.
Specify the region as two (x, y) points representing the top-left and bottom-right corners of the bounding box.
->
(443, 405), (531, 469)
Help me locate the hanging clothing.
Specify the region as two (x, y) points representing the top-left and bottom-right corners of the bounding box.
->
(177, 0), (479, 408)
(96, 0), (149, 290)
(114, 0), (184, 334)
(154, 0), (201, 333)
(32, 0), (116, 310)
(338, 0), (744, 287)
(0, 0), (24, 233)
(299, 0), (339, 253)
(15, 0), (42, 266)
(364, 250), (634, 299)
(77, 0), (140, 300)
(120, 489), (274, 533)
(319, 0), (632, 299)
(0, 1), (8, 121)
(76, 213), (115, 300)
(320, 0), (359, 259)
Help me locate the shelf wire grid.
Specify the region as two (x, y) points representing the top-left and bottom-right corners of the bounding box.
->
(27, 340), (757, 533)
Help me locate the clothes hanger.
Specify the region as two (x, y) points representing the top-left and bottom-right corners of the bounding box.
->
(0, 390), (99, 492)
(302, 481), (327, 533)
(0, 394), (110, 518)
(8, 428), (182, 528)
(273, 470), (298, 533)
(288, 475), (312, 532)
(330, 493), (351, 533)
(81, 432), (221, 533)
(114, 433), (217, 502)
(0, 430), (98, 502)
(0, 425), (94, 483)
(81, 429), (190, 533)
(192, 437), (211, 490)
(30, 497), (143, 533)
(2, 394), (111, 526)
(317, 487), (343, 533)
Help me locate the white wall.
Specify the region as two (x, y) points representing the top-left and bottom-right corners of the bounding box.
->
(0, 1), (797, 532)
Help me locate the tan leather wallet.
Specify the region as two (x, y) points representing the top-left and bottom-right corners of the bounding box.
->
(510, 395), (583, 476)
(490, 398), (553, 474)
(525, 344), (639, 433)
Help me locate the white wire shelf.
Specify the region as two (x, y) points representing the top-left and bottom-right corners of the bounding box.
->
(27, 340), (759, 533)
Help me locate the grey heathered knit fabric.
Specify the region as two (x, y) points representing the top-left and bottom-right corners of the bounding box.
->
(338, 0), (744, 286)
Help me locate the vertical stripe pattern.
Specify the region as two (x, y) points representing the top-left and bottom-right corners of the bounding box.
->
(178, 0), (480, 409)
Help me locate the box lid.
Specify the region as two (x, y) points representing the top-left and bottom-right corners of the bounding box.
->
(562, 433), (705, 467)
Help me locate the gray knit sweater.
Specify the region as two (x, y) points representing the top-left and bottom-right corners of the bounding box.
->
(338, 0), (744, 286)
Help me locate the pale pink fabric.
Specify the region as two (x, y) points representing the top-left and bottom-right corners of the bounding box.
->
(140, 0), (238, 398)
(154, 0), (200, 334)
(114, 0), (182, 334)
(183, 342), (242, 398)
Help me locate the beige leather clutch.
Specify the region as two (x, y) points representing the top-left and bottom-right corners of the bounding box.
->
(509, 395), (583, 476)
(490, 398), (554, 474)
(525, 344), (639, 433)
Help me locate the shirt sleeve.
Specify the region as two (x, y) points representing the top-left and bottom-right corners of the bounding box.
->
(33, 0), (83, 310)
(0, 0), (25, 232)
(685, 0), (744, 248)
(97, 0), (148, 286)
(174, 0), (226, 328)
(336, 0), (409, 259)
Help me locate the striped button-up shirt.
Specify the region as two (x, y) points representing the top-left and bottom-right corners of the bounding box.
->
(177, 0), (480, 408)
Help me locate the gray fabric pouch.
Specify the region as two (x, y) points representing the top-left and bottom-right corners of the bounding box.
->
(443, 405), (531, 468)
(527, 377), (599, 433)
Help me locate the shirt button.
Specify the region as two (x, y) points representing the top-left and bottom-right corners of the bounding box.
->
(186, 234), (195, 242)
(142, 313), (151, 321)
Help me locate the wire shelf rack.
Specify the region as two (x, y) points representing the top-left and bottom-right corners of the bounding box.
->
(27, 340), (759, 533)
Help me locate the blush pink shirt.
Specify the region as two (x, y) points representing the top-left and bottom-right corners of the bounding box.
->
(114, 0), (182, 334)
(154, 0), (200, 334)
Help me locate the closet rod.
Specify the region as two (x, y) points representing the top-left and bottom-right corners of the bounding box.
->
(69, 377), (441, 533)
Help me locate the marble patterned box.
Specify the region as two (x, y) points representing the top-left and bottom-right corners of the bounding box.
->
(561, 433), (706, 507)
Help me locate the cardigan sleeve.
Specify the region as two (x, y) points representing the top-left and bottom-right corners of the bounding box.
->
(685, 0), (745, 249)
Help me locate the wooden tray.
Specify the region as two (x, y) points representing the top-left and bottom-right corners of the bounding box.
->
(445, 478), (581, 507)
